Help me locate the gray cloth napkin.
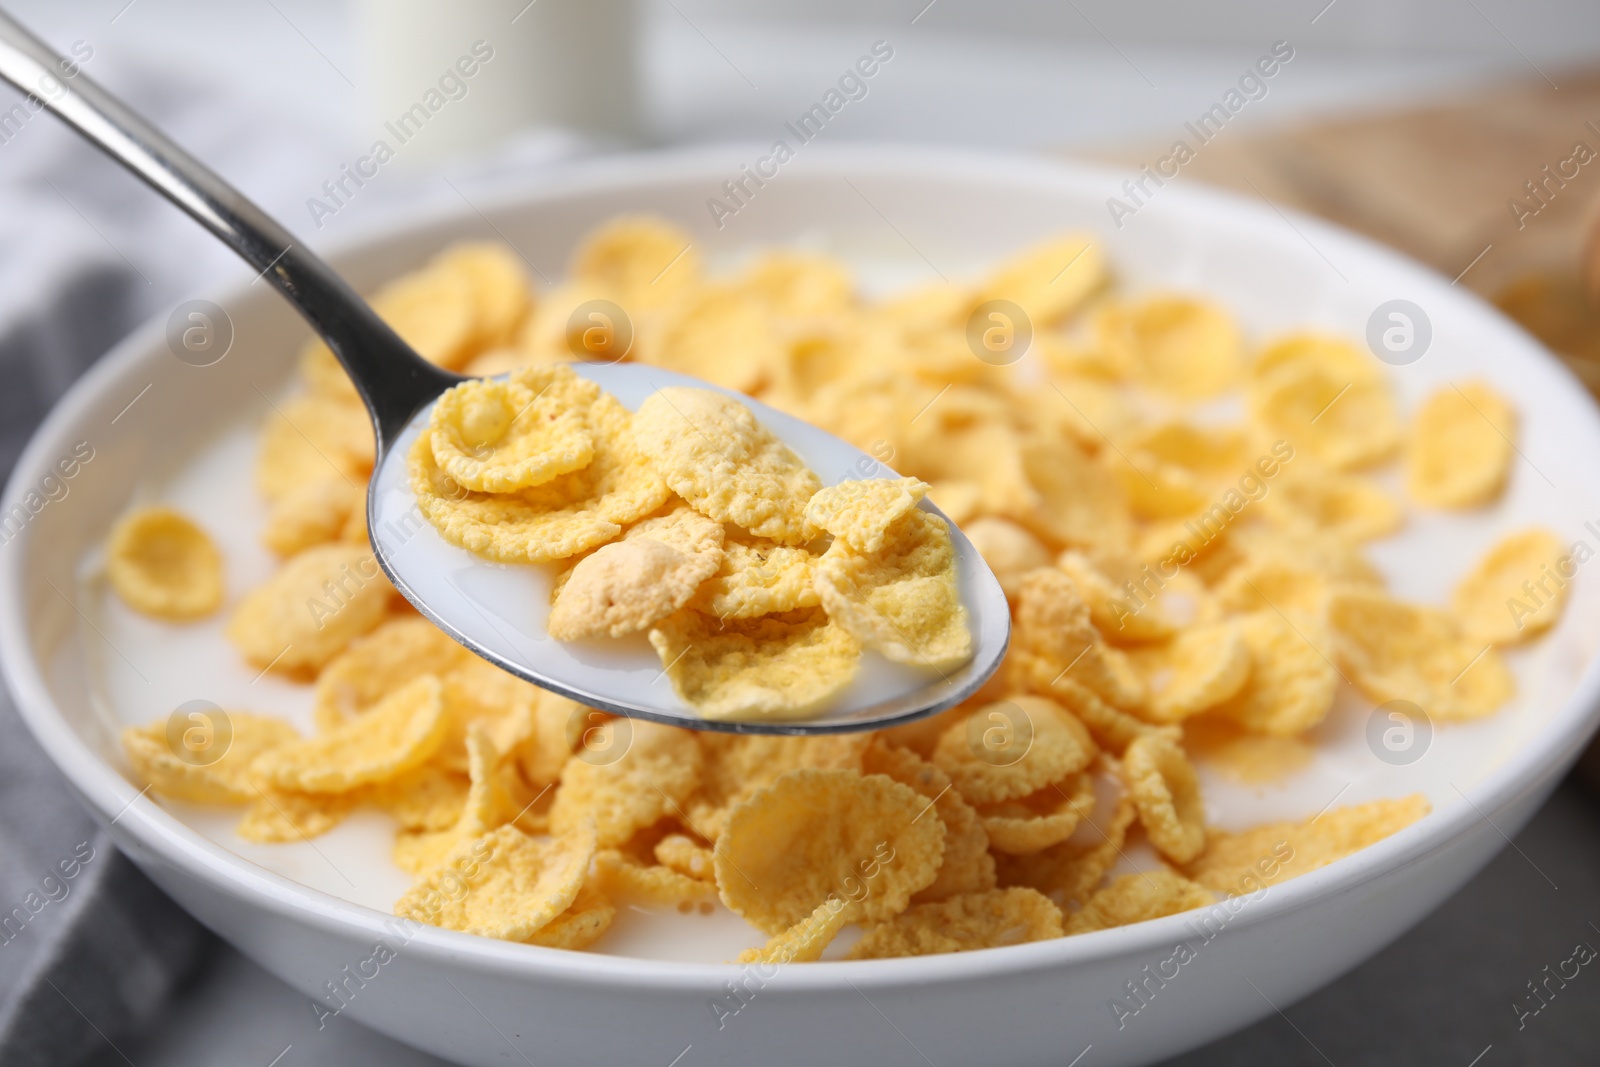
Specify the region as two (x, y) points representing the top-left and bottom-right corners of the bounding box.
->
(0, 51), (585, 1066)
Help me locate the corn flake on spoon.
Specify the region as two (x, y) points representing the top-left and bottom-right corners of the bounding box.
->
(0, 11), (1009, 733)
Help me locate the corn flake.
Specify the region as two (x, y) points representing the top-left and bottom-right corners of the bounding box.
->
(122, 712), (299, 805)
(428, 369), (597, 493)
(714, 768), (945, 934)
(805, 477), (930, 553)
(1329, 589), (1514, 720)
(931, 695), (1096, 806)
(1406, 381), (1515, 508)
(395, 823), (595, 941)
(849, 887), (1063, 959)
(256, 675), (448, 793)
(106, 506), (224, 620)
(225, 543), (392, 676)
(1122, 732), (1206, 863)
(633, 387), (820, 544)
(648, 607), (860, 722)
(1452, 527), (1569, 646)
(865, 739), (996, 902)
(410, 392), (669, 562)
(1130, 621), (1251, 724)
(1065, 867), (1215, 934)
(688, 536), (820, 619)
(549, 720), (702, 848)
(814, 509), (973, 669)
(1182, 795), (1430, 894)
(978, 771), (1097, 855)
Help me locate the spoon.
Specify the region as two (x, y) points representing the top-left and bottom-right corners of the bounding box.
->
(0, 12), (1010, 734)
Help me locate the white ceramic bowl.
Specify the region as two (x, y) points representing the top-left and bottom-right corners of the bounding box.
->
(6, 146), (1600, 1067)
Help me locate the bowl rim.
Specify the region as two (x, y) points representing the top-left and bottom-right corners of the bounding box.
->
(4, 142), (1599, 993)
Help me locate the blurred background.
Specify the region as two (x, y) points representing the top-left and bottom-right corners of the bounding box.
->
(2, 1), (1599, 1065)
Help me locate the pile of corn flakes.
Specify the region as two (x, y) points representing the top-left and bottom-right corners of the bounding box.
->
(410, 366), (972, 720)
(112, 216), (1568, 962)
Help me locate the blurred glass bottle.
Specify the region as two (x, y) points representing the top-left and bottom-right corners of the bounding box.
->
(355, 0), (639, 163)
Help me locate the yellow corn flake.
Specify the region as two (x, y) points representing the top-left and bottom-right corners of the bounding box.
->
(410, 392), (669, 563)
(122, 712), (299, 805)
(1096, 296), (1240, 400)
(526, 884), (616, 949)
(924, 479), (984, 525)
(225, 543), (393, 676)
(434, 661), (538, 774)
(1016, 434), (1135, 552)
(995, 796), (1138, 908)
(1453, 527), (1570, 646)
(1013, 567), (1145, 710)
(1213, 610), (1338, 736)
(931, 695), (1096, 806)
(395, 823), (595, 941)
(1055, 551), (1177, 647)
(643, 285), (787, 394)
(594, 850), (714, 906)
(1116, 423), (1252, 521)
(805, 477), (930, 553)
(548, 504), (723, 640)
(256, 675), (448, 793)
(737, 252), (856, 319)
(106, 506), (224, 620)
(1251, 333), (1382, 387)
(964, 518), (1052, 601)
(1266, 468), (1402, 542)
(313, 616), (474, 732)
(977, 234), (1105, 326)
(1406, 381), (1516, 508)
(1250, 359), (1400, 471)
(236, 786), (356, 843)
(394, 723), (533, 874)
(427, 370), (598, 493)
(686, 733), (871, 841)
(549, 720), (702, 848)
(519, 691), (586, 787)
(370, 764), (471, 832)
(433, 242), (534, 352)
(1182, 717), (1315, 785)
(632, 387), (821, 544)
(1122, 732), (1206, 863)
(849, 887), (1064, 960)
(654, 833), (717, 883)
(814, 509), (973, 669)
(256, 394), (373, 500)
(1011, 666), (1154, 755)
(978, 771), (1097, 855)
(688, 535), (819, 620)
(262, 475), (363, 557)
(1183, 795), (1430, 895)
(714, 768), (945, 934)
(736, 898), (851, 964)
(1129, 621), (1251, 725)
(1212, 560), (1332, 617)
(648, 607), (860, 722)
(570, 215), (699, 310)
(864, 739), (996, 902)
(1065, 867), (1215, 935)
(1328, 589), (1514, 720)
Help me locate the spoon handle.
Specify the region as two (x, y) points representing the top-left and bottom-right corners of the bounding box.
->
(0, 10), (457, 449)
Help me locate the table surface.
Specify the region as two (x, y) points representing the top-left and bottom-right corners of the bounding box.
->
(3, 3), (1597, 1064)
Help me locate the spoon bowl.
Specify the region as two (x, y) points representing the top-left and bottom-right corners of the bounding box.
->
(0, 11), (1008, 732)
(372, 363), (1010, 733)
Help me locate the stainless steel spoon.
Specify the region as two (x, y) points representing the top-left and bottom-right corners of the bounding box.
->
(0, 11), (1010, 734)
